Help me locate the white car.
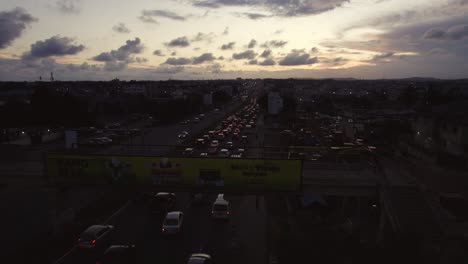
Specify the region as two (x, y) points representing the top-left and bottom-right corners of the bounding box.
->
(187, 253), (213, 264)
(210, 140), (219, 147)
(162, 211), (184, 234)
(211, 194), (230, 220)
(183, 148), (194, 156)
(219, 149), (230, 157)
(77, 225), (114, 249)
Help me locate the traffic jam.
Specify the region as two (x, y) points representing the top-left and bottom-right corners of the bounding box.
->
(178, 102), (260, 159)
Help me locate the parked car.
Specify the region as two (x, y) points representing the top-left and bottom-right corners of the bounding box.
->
(97, 245), (136, 264)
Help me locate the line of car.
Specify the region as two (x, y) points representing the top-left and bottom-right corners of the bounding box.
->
(75, 192), (229, 263)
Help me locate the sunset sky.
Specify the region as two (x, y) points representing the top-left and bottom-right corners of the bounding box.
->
(0, 0), (467, 80)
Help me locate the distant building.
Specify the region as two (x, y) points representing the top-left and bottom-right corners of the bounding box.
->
(121, 84), (145, 95)
(268, 92), (283, 115)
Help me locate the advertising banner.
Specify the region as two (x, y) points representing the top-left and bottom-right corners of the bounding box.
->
(46, 154), (302, 191)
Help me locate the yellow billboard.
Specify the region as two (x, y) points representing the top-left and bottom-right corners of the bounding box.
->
(46, 154), (302, 191)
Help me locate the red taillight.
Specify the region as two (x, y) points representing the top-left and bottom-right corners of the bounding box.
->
(91, 239), (96, 244)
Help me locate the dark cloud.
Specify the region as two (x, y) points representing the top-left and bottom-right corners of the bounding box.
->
(191, 0), (348, 17)
(166, 36), (190, 47)
(192, 32), (215, 43)
(239, 12), (271, 20)
(273, 29), (284, 34)
(248, 59), (258, 65)
(279, 50), (318, 66)
(56, 0), (82, 14)
(138, 15), (158, 24)
(113, 23), (131, 33)
(259, 58), (276, 66)
(423, 24), (468, 40)
(248, 39), (257, 49)
(221, 42), (235, 50)
(135, 57), (148, 63)
(104, 61), (127, 72)
(193, 53), (216, 64)
(22, 36), (85, 60)
(232, 50), (257, 60)
(140, 10), (187, 22)
(218, 56), (224, 60)
(311, 47), (319, 53)
(171, 51), (177, 56)
(427, 48), (449, 55)
(93, 37), (144, 62)
(261, 40), (288, 48)
(222, 27), (229, 35)
(260, 49), (272, 58)
(207, 63), (223, 74)
(67, 62), (100, 71)
(0, 8), (37, 49)
(163, 57), (192, 65)
(153, 49), (165, 56)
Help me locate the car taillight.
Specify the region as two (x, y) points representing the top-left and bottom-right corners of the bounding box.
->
(91, 239), (96, 244)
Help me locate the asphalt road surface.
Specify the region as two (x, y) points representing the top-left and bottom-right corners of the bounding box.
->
(57, 193), (266, 264)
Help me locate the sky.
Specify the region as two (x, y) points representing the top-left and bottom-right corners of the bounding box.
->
(0, 0), (467, 81)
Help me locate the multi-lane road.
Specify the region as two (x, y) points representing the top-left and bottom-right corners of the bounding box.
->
(58, 193), (266, 264)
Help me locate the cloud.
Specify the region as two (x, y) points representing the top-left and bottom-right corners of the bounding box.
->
(222, 27), (229, 35)
(273, 29), (284, 34)
(248, 59), (258, 65)
(311, 47), (319, 53)
(0, 8), (37, 49)
(261, 40), (288, 48)
(113, 23), (131, 33)
(139, 10), (187, 23)
(153, 49), (165, 56)
(66, 62), (100, 71)
(279, 50), (318, 66)
(135, 57), (148, 63)
(163, 57), (192, 65)
(232, 50), (257, 60)
(193, 53), (216, 64)
(166, 36), (190, 47)
(221, 42), (235, 50)
(427, 48), (449, 55)
(104, 61), (127, 71)
(171, 51), (177, 56)
(218, 56), (224, 60)
(423, 24), (468, 40)
(248, 39), (257, 49)
(260, 49), (272, 58)
(153, 66), (185, 74)
(239, 12), (271, 20)
(371, 52), (394, 61)
(192, 32), (215, 43)
(22, 36), (85, 60)
(92, 37), (144, 62)
(259, 58), (276, 66)
(207, 63), (223, 74)
(56, 0), (82, 14)
(191, 0), (348, 17)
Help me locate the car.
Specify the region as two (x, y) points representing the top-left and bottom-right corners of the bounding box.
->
(232, 132), (239, 140)
(199, 114), (205, 119)
(226, 141), (233, 148)
(97, 245), (136, 264)
(241, 135), (248, 143)
(193, 118), (200, 123)
(196, 138), (206, 146)
(216, 133), (225, 141)
(178, 131), (189, 139)
(202, 134), (210, 141)
(77, 225), (114, 249)
(219, 149), (230, 157)
(183, 148), (194, 156)
(200, 152), (208, 157)
(211, 194), (230, 220)
(210, 140), (219, 147)
(151, 192), (176, 213)
(187, 253), (213, 264)
(162, 211), (184, 234)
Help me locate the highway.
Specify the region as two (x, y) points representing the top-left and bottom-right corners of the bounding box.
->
(57, 193), (266, 264)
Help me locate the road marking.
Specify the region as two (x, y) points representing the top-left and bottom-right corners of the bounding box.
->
(53, 246), (77, 264)
(104, 200), (133, 224)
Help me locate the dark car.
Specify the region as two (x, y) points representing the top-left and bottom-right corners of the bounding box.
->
(151, 192), (176, 213)
(96, 245), (136, 264)
(187, 253), (213, 264)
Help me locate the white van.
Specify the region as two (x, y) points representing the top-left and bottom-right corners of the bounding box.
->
(211, 194), (230, 220)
